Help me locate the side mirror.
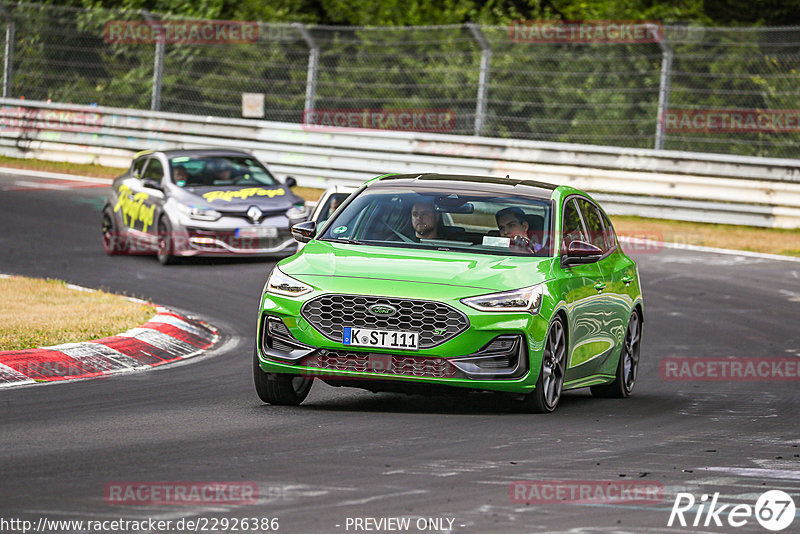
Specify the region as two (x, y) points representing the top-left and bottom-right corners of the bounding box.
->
(285, 176), (297, 188)
(563, 240), (603, 266)
(291, 220), (316, 243)
(142, 178), (163, 192)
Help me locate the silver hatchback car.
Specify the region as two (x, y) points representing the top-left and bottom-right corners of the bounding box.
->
(102, 149), (309, 264)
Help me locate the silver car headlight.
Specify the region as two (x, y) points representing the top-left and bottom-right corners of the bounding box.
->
(266, 267), (313, 297)
(461, 285), (543, 313)
(286, 203), (310, 220)
(176, 203), (222, 221)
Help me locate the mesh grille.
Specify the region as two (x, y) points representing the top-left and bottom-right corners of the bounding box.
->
(302, 351), (458, 379)
(188, 229), (292, 251)
(301, 294), (468, 348)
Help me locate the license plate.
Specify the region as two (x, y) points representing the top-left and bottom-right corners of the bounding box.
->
(236, 227), (278, 238)
(343, 327), (418, 351)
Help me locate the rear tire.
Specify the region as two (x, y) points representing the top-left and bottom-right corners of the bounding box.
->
(591, 310), (641, 398)
(157, 216), (179, 265)
(102, 206), (127, 255)
(253, 347), (313, 405)
(519, 316), (566, 413)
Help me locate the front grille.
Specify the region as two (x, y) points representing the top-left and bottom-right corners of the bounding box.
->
(301, 351), (459, 379)
(301, 294), (469, 349)
(188, 229), (291, 251)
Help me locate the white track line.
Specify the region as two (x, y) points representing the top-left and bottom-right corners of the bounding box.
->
(0, 166), (113, 184)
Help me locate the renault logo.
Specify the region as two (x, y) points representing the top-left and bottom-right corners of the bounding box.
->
(247, 206), (263, 223)
(369, 304), (397, 316)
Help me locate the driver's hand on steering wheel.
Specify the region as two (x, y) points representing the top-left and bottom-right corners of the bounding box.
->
(509, 234), (535, 252)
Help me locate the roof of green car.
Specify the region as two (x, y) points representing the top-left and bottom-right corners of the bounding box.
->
(368, 173), (559, 199)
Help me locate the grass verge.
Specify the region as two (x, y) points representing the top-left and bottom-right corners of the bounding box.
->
(611, 216), (800, 257)
(0, 155), (123, 179)
(0, 156), (798, 256)
(0, 276), (156, 351)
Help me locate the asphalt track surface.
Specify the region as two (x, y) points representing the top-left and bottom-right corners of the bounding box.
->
(1, 172), (798, 534)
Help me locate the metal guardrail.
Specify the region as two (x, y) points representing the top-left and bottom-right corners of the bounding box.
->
(2, 98), (800, 228)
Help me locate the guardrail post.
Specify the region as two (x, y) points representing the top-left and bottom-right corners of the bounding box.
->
(0, 3), (14, 99)
(143, 11), (164, 111)
(654, 26), (673, 150)
(294, 23), (319, 115)
(467, 23), (491, 137)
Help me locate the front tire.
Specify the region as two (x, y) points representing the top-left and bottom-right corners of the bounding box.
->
(253, 347), (313, 405)
(591, 310), (641, 398)
(157, 216), (178, 265)
(102, 206), (127, 255)
(520, 316), (567, 413)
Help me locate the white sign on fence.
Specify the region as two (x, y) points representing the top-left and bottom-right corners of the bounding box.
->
(241, 93), (264, 118)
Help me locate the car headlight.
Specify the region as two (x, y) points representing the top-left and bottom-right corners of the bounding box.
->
(176, 203), (222, 221)
(266, 267), (313, 297)
(461, 285), (543, 313)
(286, 203), (309, 220)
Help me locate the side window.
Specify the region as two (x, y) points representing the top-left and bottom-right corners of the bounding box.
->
(131, 158), (147, 178)
(142, 158), (164, 182)
(599, 211), (618, 251)
(317, 193), (348, 223)
(576, 198), (607, 252)
(562, 198), (587, 250)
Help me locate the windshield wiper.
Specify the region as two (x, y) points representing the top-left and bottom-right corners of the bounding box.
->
(322, 237), (365, 245)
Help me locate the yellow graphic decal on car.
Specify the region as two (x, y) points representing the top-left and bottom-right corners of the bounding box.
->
(114, 184), (156, 232)
(202, 188), (285, 202)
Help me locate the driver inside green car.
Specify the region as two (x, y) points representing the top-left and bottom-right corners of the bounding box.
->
(410, 200), (442, 240)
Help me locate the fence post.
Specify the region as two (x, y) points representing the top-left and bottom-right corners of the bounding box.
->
(294, 23), (319, 115)
(467, 23), (491, 136)
(654, 25), (673, 150)
(143, 11), (164, 111)
(0, 3), (13, 99)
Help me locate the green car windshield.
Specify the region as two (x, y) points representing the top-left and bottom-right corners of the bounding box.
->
(169, 156), (278, 188)
(319, 186), (553, 257)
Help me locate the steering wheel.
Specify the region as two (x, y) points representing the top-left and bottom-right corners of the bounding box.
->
(380, 219), (415, 243)
(509, 235), (536, 252)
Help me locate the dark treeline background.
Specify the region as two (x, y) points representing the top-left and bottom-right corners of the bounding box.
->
(9, 1), (800, 156)
(48, 0), (800, 26)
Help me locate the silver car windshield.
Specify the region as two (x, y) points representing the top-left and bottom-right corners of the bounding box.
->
(319, 187), (553, 257)
(169, 156), (278, 188)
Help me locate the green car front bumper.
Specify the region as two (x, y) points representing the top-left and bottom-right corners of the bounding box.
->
(255, 278), (552, 395)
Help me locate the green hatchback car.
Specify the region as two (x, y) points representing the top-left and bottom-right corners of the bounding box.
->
(254, 173), (643, 412)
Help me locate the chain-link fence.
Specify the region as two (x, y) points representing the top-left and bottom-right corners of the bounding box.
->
(2, 2), (800, 158)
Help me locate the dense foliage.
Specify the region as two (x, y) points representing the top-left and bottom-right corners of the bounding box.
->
(7, 1), (800, 157)
(40, 0), (800, 26)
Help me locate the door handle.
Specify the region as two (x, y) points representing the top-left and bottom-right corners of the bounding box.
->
(594, 282), (606, 292)
(621, 275), (634, 285)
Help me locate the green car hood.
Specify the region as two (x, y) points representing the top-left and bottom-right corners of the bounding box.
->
(279, 240), (555, 292)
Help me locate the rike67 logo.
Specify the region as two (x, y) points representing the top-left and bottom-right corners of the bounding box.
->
(668, 490), (796, 531)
